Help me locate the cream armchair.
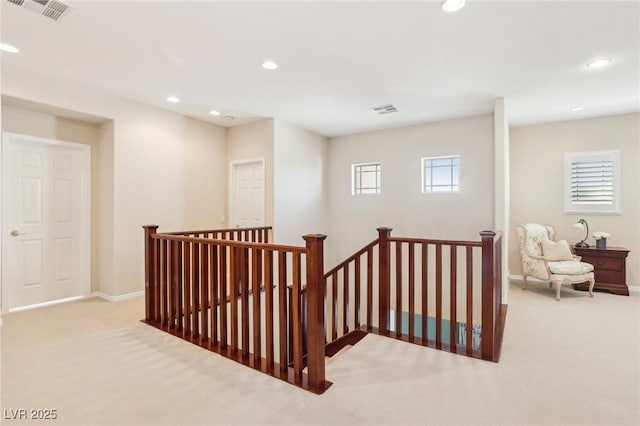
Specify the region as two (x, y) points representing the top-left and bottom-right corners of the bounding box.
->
(516, 223), (595, 301)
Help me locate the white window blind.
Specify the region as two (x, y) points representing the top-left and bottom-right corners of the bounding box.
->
(564, 150), (620, 214)
(570, 160), (614, 204)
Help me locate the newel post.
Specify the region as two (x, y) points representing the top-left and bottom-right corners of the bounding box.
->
(377, 227), (392, 333)
(303, 233), (329, 392)
(480, 230), (496, 361)
(143, 225), (159, 322)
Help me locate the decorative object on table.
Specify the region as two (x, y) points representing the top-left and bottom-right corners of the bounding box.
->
(516, 223), (595, 301)
(593, 231), (610, 249)
(572, 218), (590, 247)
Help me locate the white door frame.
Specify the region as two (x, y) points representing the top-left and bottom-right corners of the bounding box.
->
(228, 158), (265, 228)
(1, 132), (91, 314)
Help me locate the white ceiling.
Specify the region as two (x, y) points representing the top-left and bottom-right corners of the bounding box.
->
(1, 0), (638, 137)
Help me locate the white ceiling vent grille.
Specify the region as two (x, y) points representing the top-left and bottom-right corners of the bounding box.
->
(5, 0), (74, 22)
(371, 104), (398, 115)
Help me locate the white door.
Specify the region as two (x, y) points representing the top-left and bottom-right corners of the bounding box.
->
(2, 133), (90, 312)
(230, 159), (265, 228)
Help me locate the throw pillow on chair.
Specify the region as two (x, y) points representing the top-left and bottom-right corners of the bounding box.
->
(541, 239), (574, 261)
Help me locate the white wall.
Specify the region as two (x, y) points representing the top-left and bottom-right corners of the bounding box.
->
(273, 119), (329, 247)
(327, 114), (495, 267)
(2, 70), (228, 297)
(510, 113), (640, 287)
(494, 98), (510, 303)
(97, 121), (115, 295)
(227, 119), (274, 229)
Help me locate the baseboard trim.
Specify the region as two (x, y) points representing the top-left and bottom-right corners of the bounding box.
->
(510, 275), (639, 293)
(8, 295), (85, 313)
(90, 291), (144, 302)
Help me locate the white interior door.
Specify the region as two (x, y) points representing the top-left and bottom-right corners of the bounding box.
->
(230, 159), (265, 228)
(2, 133), (90, 312)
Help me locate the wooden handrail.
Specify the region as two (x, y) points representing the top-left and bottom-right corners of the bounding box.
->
(152, 233), (307, 254)
(164, 226), (272, 235)
(389, 236), (482, 247)
(144, 224), (506, 396)
(324, 239), (378, 278)
(323, 227), (505, 364)
(142, 225), (330, 394)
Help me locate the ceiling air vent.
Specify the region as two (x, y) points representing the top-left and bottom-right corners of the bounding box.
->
(371, 104), (398, 115)
(4, 0), (74, 22)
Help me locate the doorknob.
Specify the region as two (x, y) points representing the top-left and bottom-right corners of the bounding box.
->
(10, 230), (26, 237)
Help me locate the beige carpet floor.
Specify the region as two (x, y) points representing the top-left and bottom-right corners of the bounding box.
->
(1, 282), (639, 426)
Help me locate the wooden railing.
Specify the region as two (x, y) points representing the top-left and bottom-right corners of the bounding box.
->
(324, 227), (504, 362)
(323, 239), (378, 352)
(142, 225), (330, 394)
(142, 225), (505, 395)
(164, 226), (271, 243)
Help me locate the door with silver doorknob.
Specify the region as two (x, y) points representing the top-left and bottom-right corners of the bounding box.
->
(2, 133), (91, 312)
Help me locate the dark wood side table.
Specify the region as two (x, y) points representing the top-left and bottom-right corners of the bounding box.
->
(573, 246), (630, 296)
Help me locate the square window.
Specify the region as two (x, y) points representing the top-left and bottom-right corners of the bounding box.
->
(422, 156), (460, 193)
(352, 162), (381, 195)
(564, 150), (620, 214)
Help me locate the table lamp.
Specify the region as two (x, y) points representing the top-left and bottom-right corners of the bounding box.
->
(572, 218), (589, 248)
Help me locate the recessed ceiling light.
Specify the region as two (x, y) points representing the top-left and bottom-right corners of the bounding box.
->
(261, 60), (278, 70)
(441, 0), (466, 13)
(586, 58), (612, 69)
(209, 110), (221, 116)
(166, 95), (180, 103)
(224, 116), (234, 121)
(570, 106), (585, 112)
(0, 43), (20, 54)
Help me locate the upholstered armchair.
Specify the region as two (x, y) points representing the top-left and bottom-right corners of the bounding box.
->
(516, 223), (595, 301)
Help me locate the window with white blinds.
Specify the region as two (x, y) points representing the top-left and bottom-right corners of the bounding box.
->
(564, 150), (620, 214)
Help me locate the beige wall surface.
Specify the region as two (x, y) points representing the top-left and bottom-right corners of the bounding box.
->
(2, 70), (228, 297)
(97, 121), (115, 295)
(510, 113), (640, 287)
(111, 108), (227, 295)
(1, 105), (101, 142)
(273, 119), (329, 247)
(1, 104), (2, 312)
(327, 114), (495, 267)
(227, 119), (274, 229)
